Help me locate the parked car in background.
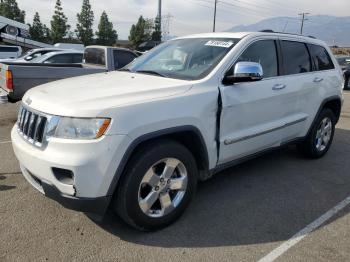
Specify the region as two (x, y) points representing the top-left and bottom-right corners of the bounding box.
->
(0, 45), (22, 59)
(30, 50), (83, 64)
(336, 55), (350, 90)
(336, 55), (350, 71)
(11, 32), (343, 231)
(0, 48), (64, 63)
(0, 46), (138, 102)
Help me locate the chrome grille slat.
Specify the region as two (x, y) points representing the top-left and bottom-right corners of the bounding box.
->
(17, 107), (48, 148)
(33, 115), (41, 142)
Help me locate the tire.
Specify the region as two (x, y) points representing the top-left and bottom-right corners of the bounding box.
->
(113, 139), (198, 231)
(298, 108), (336, 158)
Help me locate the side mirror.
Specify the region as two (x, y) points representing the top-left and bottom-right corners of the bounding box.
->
(25, 56), (33, 61)
(223, 62), (263, 85)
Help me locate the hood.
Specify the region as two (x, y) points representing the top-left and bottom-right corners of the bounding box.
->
(23, 71), (192, 117)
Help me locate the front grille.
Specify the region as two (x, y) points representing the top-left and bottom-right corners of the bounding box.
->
(17, 107), (47, 147)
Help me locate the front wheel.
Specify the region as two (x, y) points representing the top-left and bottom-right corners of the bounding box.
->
(114, 140), (198, 231)
(298, 109), (336, 158)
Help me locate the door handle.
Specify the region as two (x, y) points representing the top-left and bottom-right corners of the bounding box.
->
(272, 84), (286, 90)
(314, 77), (324, 83)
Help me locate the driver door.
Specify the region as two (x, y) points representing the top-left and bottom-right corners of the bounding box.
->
(218, 39), (287, 164)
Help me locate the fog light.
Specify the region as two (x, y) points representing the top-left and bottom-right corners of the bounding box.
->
(52, 168), (74, 185)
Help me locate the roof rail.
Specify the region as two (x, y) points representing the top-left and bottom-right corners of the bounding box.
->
(259, 30), (317, 39)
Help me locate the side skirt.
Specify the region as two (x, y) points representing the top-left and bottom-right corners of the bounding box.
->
(210, 137), (304, 176)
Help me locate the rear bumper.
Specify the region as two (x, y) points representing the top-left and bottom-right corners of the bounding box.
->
(0, 88), (8, 104)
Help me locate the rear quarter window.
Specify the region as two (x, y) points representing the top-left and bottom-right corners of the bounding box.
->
(308, 44), (335, 71)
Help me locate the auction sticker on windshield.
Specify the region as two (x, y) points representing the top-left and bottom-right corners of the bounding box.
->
(205, 40), (234, 48)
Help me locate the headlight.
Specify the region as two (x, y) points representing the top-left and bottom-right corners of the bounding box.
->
(47, 117), (111, 140)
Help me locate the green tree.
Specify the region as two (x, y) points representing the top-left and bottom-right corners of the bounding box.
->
(50, 0), (70, 43)
(76, 0), (94, 46)
(0, 0), (25, 23)
(29, 12), (48, 42)
(129, 16), (154, 48)
(96, 11), (118, 46)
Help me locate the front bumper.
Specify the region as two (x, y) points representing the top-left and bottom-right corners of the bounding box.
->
(12, 125), (132, 213)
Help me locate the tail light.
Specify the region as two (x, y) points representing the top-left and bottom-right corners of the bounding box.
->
(6, 70), (13, 90)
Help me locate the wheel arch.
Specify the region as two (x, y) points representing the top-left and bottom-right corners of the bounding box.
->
(321, 96), (342, 124)
(307, 95), (342, 137)
(106, 126), (210, 196)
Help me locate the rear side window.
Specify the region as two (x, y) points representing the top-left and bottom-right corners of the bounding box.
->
(46, 54), (73, 63)
(84, 48), (106, 66)
(281, 41), (311, 75)
(72, 54), (83, 63)
(235, 40), (279, 78)
(113, 50), (137, 69)
(308, 44), (335, 71)
(0, 46), (19, 52)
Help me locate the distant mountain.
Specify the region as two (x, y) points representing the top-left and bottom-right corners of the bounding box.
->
(228, 15), (350, 47)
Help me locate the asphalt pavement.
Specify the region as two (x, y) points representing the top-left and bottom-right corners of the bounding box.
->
(1, 92), (350, 262)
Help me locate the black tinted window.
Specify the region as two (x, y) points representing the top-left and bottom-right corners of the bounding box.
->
(84, 48), (106, 66)
(114, 50), (137, 69)
(281, 41), (311, 75)
(308, 44), (334, 71)
(236, 40), (278, 78)
(72, 54), (83, 63)
(0, 46), (19, 52)
(47, 54), (73, 63)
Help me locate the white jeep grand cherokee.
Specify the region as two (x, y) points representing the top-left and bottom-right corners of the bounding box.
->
(12, 32), (344, 231)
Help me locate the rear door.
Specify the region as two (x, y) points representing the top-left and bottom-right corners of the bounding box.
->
(218, 39), (285, 163)
(278, 40), (314, 142)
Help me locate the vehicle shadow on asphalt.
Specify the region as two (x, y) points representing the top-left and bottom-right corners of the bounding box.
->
(96, 128), (350, 248)
(0, 175), (16, 192)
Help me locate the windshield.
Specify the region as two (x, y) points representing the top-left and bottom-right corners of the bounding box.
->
(124, 38), (240, 80)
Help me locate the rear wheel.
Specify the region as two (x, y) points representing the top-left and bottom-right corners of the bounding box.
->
(114, 140), (198, 231)
(298, 109), (336, 158)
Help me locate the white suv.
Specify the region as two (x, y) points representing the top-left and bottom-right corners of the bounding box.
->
(12, 32), (344, 231)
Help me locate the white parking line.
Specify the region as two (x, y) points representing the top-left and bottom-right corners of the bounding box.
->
(0, 140), (11, 144)
(258, 195), (350, 262)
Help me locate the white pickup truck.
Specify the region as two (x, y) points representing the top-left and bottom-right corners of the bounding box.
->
(12, 32), (343, 231)
(0, 46), (138, 103)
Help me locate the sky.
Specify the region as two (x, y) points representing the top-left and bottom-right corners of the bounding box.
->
(16, 0), (350, 40)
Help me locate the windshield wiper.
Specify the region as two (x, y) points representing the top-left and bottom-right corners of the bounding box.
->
(135, 70), (166, 77)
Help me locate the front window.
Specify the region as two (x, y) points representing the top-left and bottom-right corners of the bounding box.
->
(124, 38), (240, 80)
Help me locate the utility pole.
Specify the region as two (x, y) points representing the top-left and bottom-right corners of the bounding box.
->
(213, 0), (218, 32)
(298, 12), (309, 35)
(158, 0), (162, 32)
